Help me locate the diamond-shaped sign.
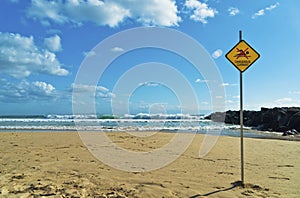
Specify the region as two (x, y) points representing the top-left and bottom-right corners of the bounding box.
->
(226, 40), (260, 72)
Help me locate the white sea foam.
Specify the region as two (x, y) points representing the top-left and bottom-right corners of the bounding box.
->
(1, 114), (269, 138)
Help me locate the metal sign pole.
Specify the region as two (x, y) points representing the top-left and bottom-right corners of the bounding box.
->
(239, 30), (245, 187)
(226, 30), (260, 187)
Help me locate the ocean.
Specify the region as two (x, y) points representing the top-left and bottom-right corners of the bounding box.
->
(0, 113), (283, 139)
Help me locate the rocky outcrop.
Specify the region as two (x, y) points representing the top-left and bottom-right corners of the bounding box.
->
(205, 107), (300, 135)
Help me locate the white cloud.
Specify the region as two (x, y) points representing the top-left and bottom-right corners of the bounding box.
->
(111, 47), (124, 52)
(252, 9), (265, 19)
(26, 0), (181, 27)
(71, 84), (115, 98)
(44, 35), (62, 52)
(266, 2), (280, 11)
(273, 97), (300, 107)
(97, 92), (116, 98)
(139, 82), (161, 87)
(252, 97), (300, 109)
(96, 86), (109, 93)
(221, 83), (238, 87)
(72, 84), (106, 92)
(252, 2), (279, 19)
(83, 50), (96, 57)
(228, 7), (239, 16)
(0, 79), (57, 102)
(184, 0), (217, 24)
(26, 0), (69, 25)
(0, 32), (68, 78)
(221, 83), (230, 87)
(195, 78), (208, 83)
(275, 97), (292, 103)
(118, 0), (181, 26)
(226, 100), (234, 104)
(212, 49), (222, 59)
(33, 81), (55, 95)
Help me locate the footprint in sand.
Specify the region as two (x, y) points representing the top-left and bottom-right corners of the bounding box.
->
(277, 164), (294, 168)
(217, 172), (234, 175)
(269, 176), (290, 180)
(11, 174), (25, 180)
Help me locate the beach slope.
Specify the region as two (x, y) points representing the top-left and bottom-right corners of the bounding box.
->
(0, 132), (299, 197)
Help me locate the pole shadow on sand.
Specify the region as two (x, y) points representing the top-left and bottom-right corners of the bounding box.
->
(189, 181), (243, 197)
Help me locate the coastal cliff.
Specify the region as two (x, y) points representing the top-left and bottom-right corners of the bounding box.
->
(205, 107), (300, 135)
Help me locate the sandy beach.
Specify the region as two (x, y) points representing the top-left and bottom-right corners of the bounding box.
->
(0, 131), (299, 198)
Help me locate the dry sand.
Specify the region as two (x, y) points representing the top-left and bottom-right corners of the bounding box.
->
(0, 131), (299, 198)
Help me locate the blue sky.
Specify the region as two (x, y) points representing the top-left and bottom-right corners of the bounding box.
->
(0, 0), (299, 115)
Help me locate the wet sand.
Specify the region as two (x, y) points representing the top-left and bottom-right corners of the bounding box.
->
(0, 131), (299, 197)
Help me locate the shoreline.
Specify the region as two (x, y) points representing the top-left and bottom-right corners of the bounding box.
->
(1, 128), (299, 142)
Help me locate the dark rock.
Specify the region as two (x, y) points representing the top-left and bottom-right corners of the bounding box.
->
(224, 110), (239, 125)
(205, 107), (300, 133)
(206, 112), (226, 122)
(287, 112), (300, 132)
(244, 111), (262, 127)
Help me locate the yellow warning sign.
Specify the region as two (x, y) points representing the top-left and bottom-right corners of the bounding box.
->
(226, 40), (260, 72)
